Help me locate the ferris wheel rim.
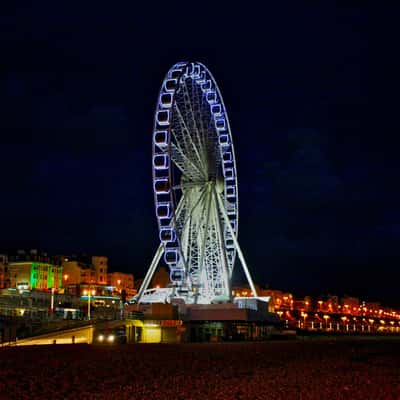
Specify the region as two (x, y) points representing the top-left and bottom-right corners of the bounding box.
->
(151, 62), (239, 299)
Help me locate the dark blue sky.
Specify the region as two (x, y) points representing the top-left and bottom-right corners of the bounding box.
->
(1, 3), (399, 305)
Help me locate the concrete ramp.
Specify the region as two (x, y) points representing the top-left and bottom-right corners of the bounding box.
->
(15, 324), (95, 346)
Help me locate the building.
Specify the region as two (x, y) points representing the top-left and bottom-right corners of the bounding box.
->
(0, 255), (8, 289)
(108, 271), (135, 298)
(150, 266), (170, 289)
(182, 300), (281, 342)
(292, 298), (311, 312)
(8, 250), (62, 291)
(61, 255), (108, 286)
(8, 262), (62, 291)
(0, 289), (82, 320)
(91, 256), (108, 285)
(61, 255), (135, 298)
(257, 289), (293, 311)
(232, 286), (255, 298)
(341, 296), (360, 314)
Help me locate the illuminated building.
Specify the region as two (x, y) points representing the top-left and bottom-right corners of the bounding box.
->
(150, 266), (170, 289)
(364, 301), (380, 316)
(108, 271), (135, 297)
(257, 289), (293, 311)
(124, 303), (183, 343)
(232, 286), (256, 299)
(325, 295), (339, 313)
(8, 250), (62, 291)
(182, 300), (280, 342)
(341, 296), (360, 314)
(0, 289), (81, 320)
(91, 256), (108, 284)
(60, 255), (135, 300)
(0, 255), (8, 289)
(8, 262), (62, 290)
(293, 298), (311, 312)
(61, 255), (108, 286)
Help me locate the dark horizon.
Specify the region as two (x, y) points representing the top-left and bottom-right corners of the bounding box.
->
(1, 4), (400, 306)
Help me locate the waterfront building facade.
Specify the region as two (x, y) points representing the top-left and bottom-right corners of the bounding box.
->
(7, 250), (62, 291)
(0, 255), (8, 289)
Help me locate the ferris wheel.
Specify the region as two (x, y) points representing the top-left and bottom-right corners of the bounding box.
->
(135, 62), (257, 304)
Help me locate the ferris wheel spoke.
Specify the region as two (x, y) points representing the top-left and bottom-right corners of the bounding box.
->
(178, 187), (208, 239)
(170, 128), (205, 176)
(170, 140), (205, 180)
(173, 102), (206, 173)
(199, 97), (216, 160)
(177, 188), (208, 278)
(175, 188), (206, 239)
(185, 187), (209, 285)
(181, 80), (208, 169)
(169, 154), (198, 183)
(191, 85), (210, 167)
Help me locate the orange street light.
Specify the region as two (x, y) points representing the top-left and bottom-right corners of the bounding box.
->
(323, 315), (330, 329)
(83, 288), (96, 320)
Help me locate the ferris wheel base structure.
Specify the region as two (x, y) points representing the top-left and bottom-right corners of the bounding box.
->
(132, 61), (258, 305)
(133, 196), (258, 304)
(134, 287), (231, 305)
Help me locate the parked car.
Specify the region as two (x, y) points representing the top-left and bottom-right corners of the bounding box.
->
(94, 328), (127, 344)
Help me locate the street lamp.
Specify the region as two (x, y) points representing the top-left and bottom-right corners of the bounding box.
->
(83, 288), (96, 320)
(323, 315), (330, 330)
(301, 312), (308, 329)
(341, 316), (348, 332)
(50, 287), (55, 318)
(368, 319), (374, 332)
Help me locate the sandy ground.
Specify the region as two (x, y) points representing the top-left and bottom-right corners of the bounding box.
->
(0, 339), (399, 399)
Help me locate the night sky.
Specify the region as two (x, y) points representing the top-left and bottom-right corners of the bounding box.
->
(1, 3), (399, 305)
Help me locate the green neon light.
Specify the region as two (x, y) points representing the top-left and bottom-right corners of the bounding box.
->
(59, 266), (63, 288)
(47, 264), (55, 289)
(30, 262), (38, 289)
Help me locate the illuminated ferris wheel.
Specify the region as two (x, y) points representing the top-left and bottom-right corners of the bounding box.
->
(135, 62), (257, 304)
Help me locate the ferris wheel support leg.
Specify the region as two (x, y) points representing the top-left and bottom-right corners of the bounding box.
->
(136, 242), (164, 303)
(216, 193), (258, 298)
(212, 189), (232, 300)
(196, 185), (213, 303)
